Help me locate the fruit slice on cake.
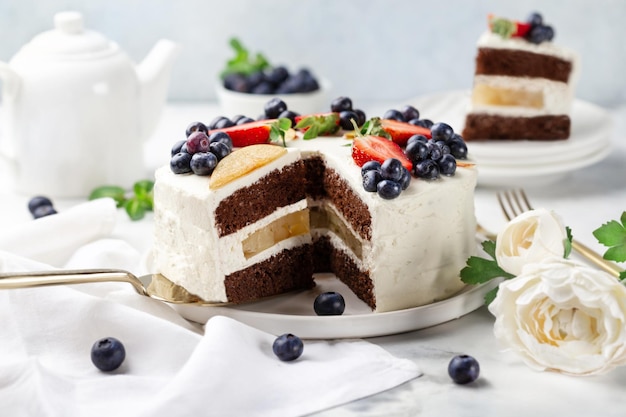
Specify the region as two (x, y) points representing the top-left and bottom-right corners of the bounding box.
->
(351, 135), (412, 171)
(209, 144), (287, 189)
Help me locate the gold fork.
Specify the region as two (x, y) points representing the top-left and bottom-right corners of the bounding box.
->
(496, 189), (623, 279)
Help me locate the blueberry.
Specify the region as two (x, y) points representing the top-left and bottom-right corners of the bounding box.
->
(448, 354), (480, 384)
(353, 109), (367, 126)
(209, 131), (234, 151)
(32, 205), (57, 219)
(223, 73), (249, 93)
(272, 333), (304, 361)
(330, 96), (353, 113)
(278, 110), (299, 126)
(209, 141), (231, 160)
(377, 179), (402, 199)
(28, 195), (53, 214)
(230, 114), (246, 124)
(214, 117), (235, 129)
(412, 159), (440, 180)
(276, 76), (304, 94)
(420, 119), (434, 128)
(380, 158), (404, 182)
(527, 24), (554, 44)
(435, 140), (451, 156)
(190, 152), (218, 176)
(246, 70), (266, 89)
(170, 152), (192, 174)
(266, 66), (289, 86)
(170, 139), (187, 156)
(360, 160), (382, 176)
(313, 291), (346, 315)
(185, 131), (210, 154)
(407, 134), (429, 145)
(208, 116), (230, 130)
(527, 12), (543, 27)
(406, 140), (429, 162)
(408, 119), (430, 128)
(251, 81), (275, 95)
(438, 154), (457, 176)
(264, 97), (288, 118)
(236, 116), (256, 125)
(339, 110), (359, 130)
(91, 337), (126, 372)
(294, 68), (319, 92)
(185, 121), (208, 138)
(448, 135), (468, 159)
(427, 141), (444, 161)
(383, 109), (405, 122)
(431, 122), (454, 142)
(400, 105), (420, 122)
(362, 169), (382, 192)
(398, 167), (411, 190)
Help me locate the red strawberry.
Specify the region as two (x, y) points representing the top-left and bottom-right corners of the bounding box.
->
(380, 119), (431, 146)
(214, 120), (275, 147)
(487, 14), (532, 38)
(351, 135), (412, 171)
(513, 21), (531, 37)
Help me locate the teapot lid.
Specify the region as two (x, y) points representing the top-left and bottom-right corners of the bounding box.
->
(24, 11), (117, 58)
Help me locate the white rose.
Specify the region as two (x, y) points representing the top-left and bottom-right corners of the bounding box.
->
(489, 257), (626, 376)
(495, 208), (567, 276)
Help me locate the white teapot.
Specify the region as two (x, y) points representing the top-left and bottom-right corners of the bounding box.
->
(0, 11), (179, 197)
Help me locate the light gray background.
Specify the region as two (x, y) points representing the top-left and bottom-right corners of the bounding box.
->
(0, 0), (624, 107)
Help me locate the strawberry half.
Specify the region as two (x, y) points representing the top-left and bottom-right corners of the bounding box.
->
(214, 120), (275, 147)
(380, 119), (431, 147)
(488, 15), (532, 38)
(351, 135), (412, 171)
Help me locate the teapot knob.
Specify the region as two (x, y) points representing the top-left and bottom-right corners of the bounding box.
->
(54, 11), (84, 34)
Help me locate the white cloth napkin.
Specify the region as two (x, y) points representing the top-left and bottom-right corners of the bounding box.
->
(0, 199), (422, 416)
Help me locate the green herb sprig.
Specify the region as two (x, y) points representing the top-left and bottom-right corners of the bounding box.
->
(593, 211), (626, 280)
(89, 180), (154, 221)
(269, 118), (293, 147)
(294, 113), (340, 140)
(221, 38), (270, 79)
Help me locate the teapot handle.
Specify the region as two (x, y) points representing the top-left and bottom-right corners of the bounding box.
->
(0, 61), (20, 100)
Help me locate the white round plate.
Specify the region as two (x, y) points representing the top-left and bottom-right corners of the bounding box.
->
(172, 275), (499, 339)
(404, 91), (613, 187)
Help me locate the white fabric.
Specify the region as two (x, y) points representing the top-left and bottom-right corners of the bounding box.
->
(0, 199), (422, 416)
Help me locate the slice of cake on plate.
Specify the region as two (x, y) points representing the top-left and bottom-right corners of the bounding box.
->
(463, 12), (579, 140)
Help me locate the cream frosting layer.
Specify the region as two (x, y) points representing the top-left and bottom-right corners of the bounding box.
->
(153, 134), (478, 311)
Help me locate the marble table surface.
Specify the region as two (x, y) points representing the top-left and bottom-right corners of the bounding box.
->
(1, 101), (626, 416)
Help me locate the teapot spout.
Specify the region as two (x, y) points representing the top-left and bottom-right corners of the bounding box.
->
(0, 61), (21, 100)
(137, 39), (179, 141)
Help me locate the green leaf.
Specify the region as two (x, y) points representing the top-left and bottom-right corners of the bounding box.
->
(359, 117), (390, 139)
(564, 226), (573, 258)
(278, 117), (292, 131)
(620, 271), (626, 281)
(491, 18), (515, 38)
(303, 124), (320, 140)
(484, 287), (499, 306)
(295, 117), (314, 129)
(593, 213), (626, 263)
(88, 185), (126, 208)
(460, 240), (514, 285)
(124, 198), (148, 221)
(221, 37), (271, 78)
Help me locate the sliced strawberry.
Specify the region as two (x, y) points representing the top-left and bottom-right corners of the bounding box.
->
(488, 15), (532, 38)
(513, 21), (531, 37)
(351, 135), (412, 171)
(380, 119), (431, 146)
(214, 120), (274, 147)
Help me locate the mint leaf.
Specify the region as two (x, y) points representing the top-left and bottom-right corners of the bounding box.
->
(593, 213), (626, 263)
(303, 124), (320, 140)
(124, 198), (149, 221)
(484, 287), (499, 306)
(360, 117), (391, 139)
(564, 226), (573, 258)
(490, 18), (515, 38)
(269, 118), (292, 147)
(460, 240), (514, 285)
(89, 185), (126, 208)
(221, 38), (270, 78)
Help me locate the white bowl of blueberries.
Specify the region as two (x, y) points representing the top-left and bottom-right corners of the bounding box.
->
(216, 38), (330, 119)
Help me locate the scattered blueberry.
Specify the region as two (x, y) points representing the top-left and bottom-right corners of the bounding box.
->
(527, 12), (543, 28)
(214, 117), (235, 129)
(252, 82), (274, 95)
(28, 195), (53, 215)
(427, 141), (444, 161)
(330, 96), (353, 113)
(190, 152), (218, 175)
(91, 337), (126, 372)
(170, 152), (193, 174)
(448, 354), (480, 384)
(377, 179), (402, 199)
(273, 333), (304, 361)
(185, 121), (208, 137)
(527, 24), (554, 44)
(314, 291), (346, 316)
(420, 119), (434, 128)
(264, 97), (288, 119)
(448, 135), (468, 159)
(32, 205), (58, 219)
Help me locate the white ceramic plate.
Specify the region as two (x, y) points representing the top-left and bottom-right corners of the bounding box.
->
(171, 275), (499, 339)
(404, 91), (613, 187)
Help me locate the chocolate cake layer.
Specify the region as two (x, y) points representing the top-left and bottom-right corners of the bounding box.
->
(215, 161), (307, 237)
(304, 157), (326, 199)
(313, 236), (375, 309)
(224, 244), (314, 303)
(323, 168), (372, 241)
(463, 113), (570, 140)
(476, 48), (572, 83)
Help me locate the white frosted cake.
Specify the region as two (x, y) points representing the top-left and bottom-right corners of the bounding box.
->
(153, 130), (477, 312)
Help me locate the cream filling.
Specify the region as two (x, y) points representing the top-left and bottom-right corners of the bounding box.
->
(468, 75), (573, 117)
(242, 209), (310, 259)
